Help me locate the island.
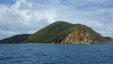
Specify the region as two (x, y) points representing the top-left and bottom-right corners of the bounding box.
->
(0, 21), (113, 44)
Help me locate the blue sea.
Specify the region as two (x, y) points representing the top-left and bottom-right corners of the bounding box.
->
(0, 44), (113, 64)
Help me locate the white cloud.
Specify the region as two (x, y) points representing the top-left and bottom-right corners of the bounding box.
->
(0, 0), (113, 39)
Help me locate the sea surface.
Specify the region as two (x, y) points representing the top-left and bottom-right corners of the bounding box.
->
(0, 43), (113, 64)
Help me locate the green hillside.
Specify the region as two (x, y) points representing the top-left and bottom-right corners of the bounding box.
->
(27, 21), (74, 43)
(26, 21), (107, 44)
(0, 34), (31, 44)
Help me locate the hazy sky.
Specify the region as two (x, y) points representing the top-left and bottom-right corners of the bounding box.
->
(0, 0), (113, 39)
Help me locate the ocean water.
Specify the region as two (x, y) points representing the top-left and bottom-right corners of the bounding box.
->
(0, 44), (113, 64)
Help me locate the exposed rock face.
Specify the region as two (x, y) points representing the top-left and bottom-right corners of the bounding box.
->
(62, 27), (104, 44)
(62, 31), (92, 44)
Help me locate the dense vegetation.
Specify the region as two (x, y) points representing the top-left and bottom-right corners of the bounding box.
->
(27, 21), (74, 43)
(26, 21), (110, 44)
(0, 34), (31, 44)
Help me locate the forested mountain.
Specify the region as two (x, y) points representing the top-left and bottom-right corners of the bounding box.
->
(26, 21), (113, 44)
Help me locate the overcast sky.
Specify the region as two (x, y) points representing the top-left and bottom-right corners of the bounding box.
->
(0, 0), (113, 40)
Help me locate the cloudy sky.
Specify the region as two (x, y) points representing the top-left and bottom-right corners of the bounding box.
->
(0, 0), (113, 40)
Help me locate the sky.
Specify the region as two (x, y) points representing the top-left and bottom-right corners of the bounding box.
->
(0, 0), (113, 40)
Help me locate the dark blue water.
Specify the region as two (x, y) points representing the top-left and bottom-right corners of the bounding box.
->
(0, 44), (113, 64)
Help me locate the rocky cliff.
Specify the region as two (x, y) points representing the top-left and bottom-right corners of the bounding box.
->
(62, 27), (104, 44)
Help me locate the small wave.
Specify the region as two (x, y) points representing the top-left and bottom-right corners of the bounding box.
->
(0, 56), (13, 61)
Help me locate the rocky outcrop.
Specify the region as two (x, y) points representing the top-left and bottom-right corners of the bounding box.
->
(62, 27), (104, 44)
